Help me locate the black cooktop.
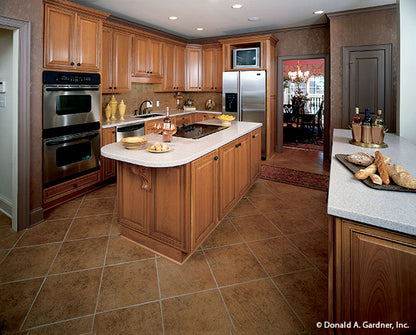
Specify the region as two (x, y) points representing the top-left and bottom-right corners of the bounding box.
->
(174, 123), (228, 139)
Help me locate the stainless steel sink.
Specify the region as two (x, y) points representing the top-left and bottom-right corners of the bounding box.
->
(128, 113), (164, 119)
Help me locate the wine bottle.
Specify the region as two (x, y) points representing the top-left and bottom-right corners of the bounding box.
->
(374, 109), (384, 127)
(352, 107), (361, 124)
(162, 107), (172, 142)
(362, 108), (372, 127)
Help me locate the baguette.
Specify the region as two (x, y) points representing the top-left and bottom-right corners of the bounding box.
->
(369, 174), (383, 185)
(386, 164), (416, 189)
(354, 156), (391, 180)
(374, 151), (390, 184)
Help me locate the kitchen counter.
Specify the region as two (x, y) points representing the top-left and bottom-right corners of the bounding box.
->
(101, 120), (261, 168)
(328, 129), (416, 236)
(101, 110), (221, 129)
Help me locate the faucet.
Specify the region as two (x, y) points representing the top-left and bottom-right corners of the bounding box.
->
(135, 100), (152, 115)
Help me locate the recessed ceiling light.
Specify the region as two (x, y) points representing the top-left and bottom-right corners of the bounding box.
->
(313, 10), (324, 15)
(168, 16), (178, 20)
(196, 27), (204, 31)
(248, 17), (260, 21)
(231, 4), (243, 9)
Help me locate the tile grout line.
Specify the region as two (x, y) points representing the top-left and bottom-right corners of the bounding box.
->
(154, 255), (165, 335)
(200, 246), (236, 332)
(19, 195), (87, 332)
(90, 199), (117, 333)
(228, 219), (307, 331)
(0, 227), (28, 265)
(21, 314), (95, 333)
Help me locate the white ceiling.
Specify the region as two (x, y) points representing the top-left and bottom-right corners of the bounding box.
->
(71, 0), (396, 39)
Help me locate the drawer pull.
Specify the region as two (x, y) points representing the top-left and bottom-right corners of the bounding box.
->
(214, 156), (218, 161)
(77, 62), (81, 66)
(73, 183), (78, 188)
(70, 62), (74, 66)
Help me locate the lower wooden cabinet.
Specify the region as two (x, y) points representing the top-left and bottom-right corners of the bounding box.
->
(101, 127), (116, 181)
(118, 129), (261, 263)
(219, 134), (251, 218)
(332, 217), (416, 335)
(250, 127), (261, 183)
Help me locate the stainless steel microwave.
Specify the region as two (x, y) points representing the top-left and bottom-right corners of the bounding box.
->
(232, 47), (260, 69)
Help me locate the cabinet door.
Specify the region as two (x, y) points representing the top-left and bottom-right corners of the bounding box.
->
(132, 36), (148, 76)
(175, 45), (186, 91)
(193, 113), (204, 123)
(101, 127), (116, 181)
(163, 43), (174, 90)
(219, 140), (237, 218)
(44, 4), (75, 69)
(150, 166), (190, 252)
(101, 27), (113, 93)
(191, 151), (219, 248)
(214, 46), (223, 92)
(250, 128), (261, 183)
(202, 48), (214, 91)
(76, 14), (101, 71)
(337, 219), (416, 335)
(236, 134), (251, 197)
(149, 39), (163, 77)
(112, 30), (132, 93)
(186, 46), (202, 91)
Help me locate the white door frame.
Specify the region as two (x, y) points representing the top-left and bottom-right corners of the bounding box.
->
(0, 15), (31, 231)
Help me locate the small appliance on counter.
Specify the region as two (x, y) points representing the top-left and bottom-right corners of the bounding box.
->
(183, 98), (196, 111)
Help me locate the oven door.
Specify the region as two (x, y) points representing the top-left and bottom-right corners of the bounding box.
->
(43, 130), (100, 187)
(43, 85), (100, 129)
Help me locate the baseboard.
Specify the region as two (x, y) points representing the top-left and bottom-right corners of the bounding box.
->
(30, 206), (44, 227)
(0, 195), (12, 218)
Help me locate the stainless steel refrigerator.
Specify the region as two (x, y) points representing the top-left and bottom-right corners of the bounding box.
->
(222, 70), (266, 158)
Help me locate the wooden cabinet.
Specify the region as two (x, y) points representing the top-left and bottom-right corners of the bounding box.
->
(219, 134), (250, 218)
(132, 36), (163, 82)
(176, 114), (194, 127)
(331, 218), (416, 334)
(186, 45), (202, 91)
(190, 150), (219, 248)
(43, 1), (106, 71)
(202, 46), (222, 92)
(163, 43), (185, 91)
(117, 129), (261, 263)
(101, 127), (116, 181)
(102, 26), (132, 93)
(250, 127), (261, 183)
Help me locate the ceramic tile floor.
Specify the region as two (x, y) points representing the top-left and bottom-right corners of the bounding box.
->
(0, 180), (330, 335)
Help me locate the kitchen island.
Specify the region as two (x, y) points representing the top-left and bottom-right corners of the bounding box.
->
(101, 120), (262, 264)
(328, 129), (416, 334)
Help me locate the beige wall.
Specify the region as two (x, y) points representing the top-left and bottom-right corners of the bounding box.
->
(2, 0), (44, 225)
(102, 84), (221, 119)
(329, 8), (398, 133)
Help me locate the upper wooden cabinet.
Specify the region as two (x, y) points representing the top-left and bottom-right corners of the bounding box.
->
(185, 45), (203, 91)
(101, 25), (132, 94)
(202, 46), (223, 92)
(163, 43), (186, 91)
(43, 1), (108, 72)
(132, 36), (163, 83)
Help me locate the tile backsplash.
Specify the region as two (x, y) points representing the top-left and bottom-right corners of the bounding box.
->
(102, 83), (221, 119)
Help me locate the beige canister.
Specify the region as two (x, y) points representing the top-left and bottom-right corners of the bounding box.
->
(118, 100), (126, 120)
(109, 95), (118, 120)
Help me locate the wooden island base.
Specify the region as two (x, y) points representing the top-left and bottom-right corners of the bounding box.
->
(117, 129), (261, 264)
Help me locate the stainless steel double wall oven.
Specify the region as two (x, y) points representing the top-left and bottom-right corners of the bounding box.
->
(42, 71), (101, 187)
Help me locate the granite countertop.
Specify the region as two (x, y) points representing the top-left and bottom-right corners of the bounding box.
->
(102, 110), (221, 129)
(328, 129), (416, 236)
(101, 119), (261, 168)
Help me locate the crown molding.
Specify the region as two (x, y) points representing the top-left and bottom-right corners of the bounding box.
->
(326, 4), (396, 19)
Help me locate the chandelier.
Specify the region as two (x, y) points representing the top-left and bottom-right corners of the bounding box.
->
(288, 62), (310, 89)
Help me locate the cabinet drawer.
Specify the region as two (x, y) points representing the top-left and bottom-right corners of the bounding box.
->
(176, 114), (194, 126)
(43, 171), (100, 204)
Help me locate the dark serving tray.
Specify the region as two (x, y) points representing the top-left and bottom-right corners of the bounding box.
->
(335, 154), (416, 193)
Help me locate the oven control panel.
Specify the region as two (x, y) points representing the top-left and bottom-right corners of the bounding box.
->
(43, 71), (100, 85)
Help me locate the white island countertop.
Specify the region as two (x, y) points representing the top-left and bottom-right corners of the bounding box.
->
(328, 129), (416, 237)
(101, 120), (261, 168)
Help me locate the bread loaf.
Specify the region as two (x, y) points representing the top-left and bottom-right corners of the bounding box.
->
(386, 164), (416, 189)
(369, 174), (383, 185)
(354, 156), (391, 180)
(374, 151), (390, 185)
(347, 152), (374, 166)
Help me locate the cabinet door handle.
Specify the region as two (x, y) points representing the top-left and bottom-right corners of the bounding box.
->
(73, 183), (78, 188)
(235, 144), (239, 148)
(70, 62), (74, 66)
(114, 87), (117, 89)
(77, 62), (81, 66)
(252, 135), (255, 138)
(112, 131), (115, 134)
(109, 87), (112, 89)
(214, 156), (218, 161)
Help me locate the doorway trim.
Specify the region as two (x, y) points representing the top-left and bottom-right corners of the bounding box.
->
(0, 15), (31, 231)
(277, 54), (330, 160)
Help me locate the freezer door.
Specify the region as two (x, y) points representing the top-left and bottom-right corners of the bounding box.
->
(222, 72), (239, 119)
(240, 70), (266, 156)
